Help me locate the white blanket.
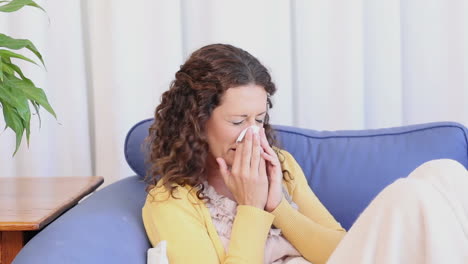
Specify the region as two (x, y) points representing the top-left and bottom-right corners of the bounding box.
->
(327, 159), (468, 264)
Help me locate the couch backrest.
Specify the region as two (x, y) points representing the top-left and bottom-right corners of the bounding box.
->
(125, 119), (468, 229)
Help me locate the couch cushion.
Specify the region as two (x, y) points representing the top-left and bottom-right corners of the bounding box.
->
(125, 119), (468, 229)
(124, 118), (153, 178)
(13, 176), (149, 264)
(274, 122), (468, 229)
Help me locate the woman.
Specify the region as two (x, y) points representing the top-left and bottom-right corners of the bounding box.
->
(142, 44), (468, 264)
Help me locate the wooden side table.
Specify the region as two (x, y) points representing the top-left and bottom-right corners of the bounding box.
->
(0, 176), (104, 264)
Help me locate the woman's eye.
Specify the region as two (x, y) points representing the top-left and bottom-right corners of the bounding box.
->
(232, 119), (264, 125)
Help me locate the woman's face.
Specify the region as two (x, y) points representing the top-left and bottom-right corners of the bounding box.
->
(205, 84), (268, 166)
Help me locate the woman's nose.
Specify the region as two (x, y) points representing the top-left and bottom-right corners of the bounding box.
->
(247, 120), (259, 127)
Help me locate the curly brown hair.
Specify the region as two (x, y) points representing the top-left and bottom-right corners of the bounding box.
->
(144, 43), (286, 201)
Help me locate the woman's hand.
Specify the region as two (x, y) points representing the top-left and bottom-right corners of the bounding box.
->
(259, 127), (284, 212)
(216, 127), (269, 210)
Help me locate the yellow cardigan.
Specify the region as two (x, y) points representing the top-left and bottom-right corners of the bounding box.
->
(142, 150), (346, 264)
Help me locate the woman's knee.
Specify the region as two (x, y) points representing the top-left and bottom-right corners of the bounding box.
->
(405, 159), (468, 209)
(356, 159), (467, 225)
(408, 159), (467, 182)
(370, 177), (426, 211)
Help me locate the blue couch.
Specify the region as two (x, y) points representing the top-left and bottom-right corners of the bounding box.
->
(13, 119), (468, 263)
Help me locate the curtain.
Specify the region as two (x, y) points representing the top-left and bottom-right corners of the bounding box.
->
(1, 0), (467, 186)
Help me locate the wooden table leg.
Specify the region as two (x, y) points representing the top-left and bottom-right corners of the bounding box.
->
(0, 231), (24, 264)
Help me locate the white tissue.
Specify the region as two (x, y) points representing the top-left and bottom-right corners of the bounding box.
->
(147, 240), (169, 264)
(236, 125), (260, 143)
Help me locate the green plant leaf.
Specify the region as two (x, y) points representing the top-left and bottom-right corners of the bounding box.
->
(1, 57), (15, 77)
(31, 100), (41, 128)
(3, 59), (27, 79)
(0, 49), (37, 65)
(0, 0), (45, 13)
(2, 57), (30, 80)
(3, 81), (31, 146)
(0, 33), (45, 66)
(0, 80), (30, 122)
(26, 2), (44, 12)
(0, 0), (49, 154)
(1, 101), (25, 155)
(2, 63), (19, 78)
(7, 85), (30, 122)
(2, 61), (15, 76)
(23, 100), (30, 145)
(5, 77), (56, 118)
(0, 58), (3, 81)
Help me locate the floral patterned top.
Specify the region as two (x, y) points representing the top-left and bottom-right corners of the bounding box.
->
(203, 181), (312, 264)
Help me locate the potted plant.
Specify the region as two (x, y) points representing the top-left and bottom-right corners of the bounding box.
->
(0, 0), (56, 155)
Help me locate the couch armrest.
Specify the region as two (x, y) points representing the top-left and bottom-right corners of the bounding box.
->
(13, 176), (150, 264)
